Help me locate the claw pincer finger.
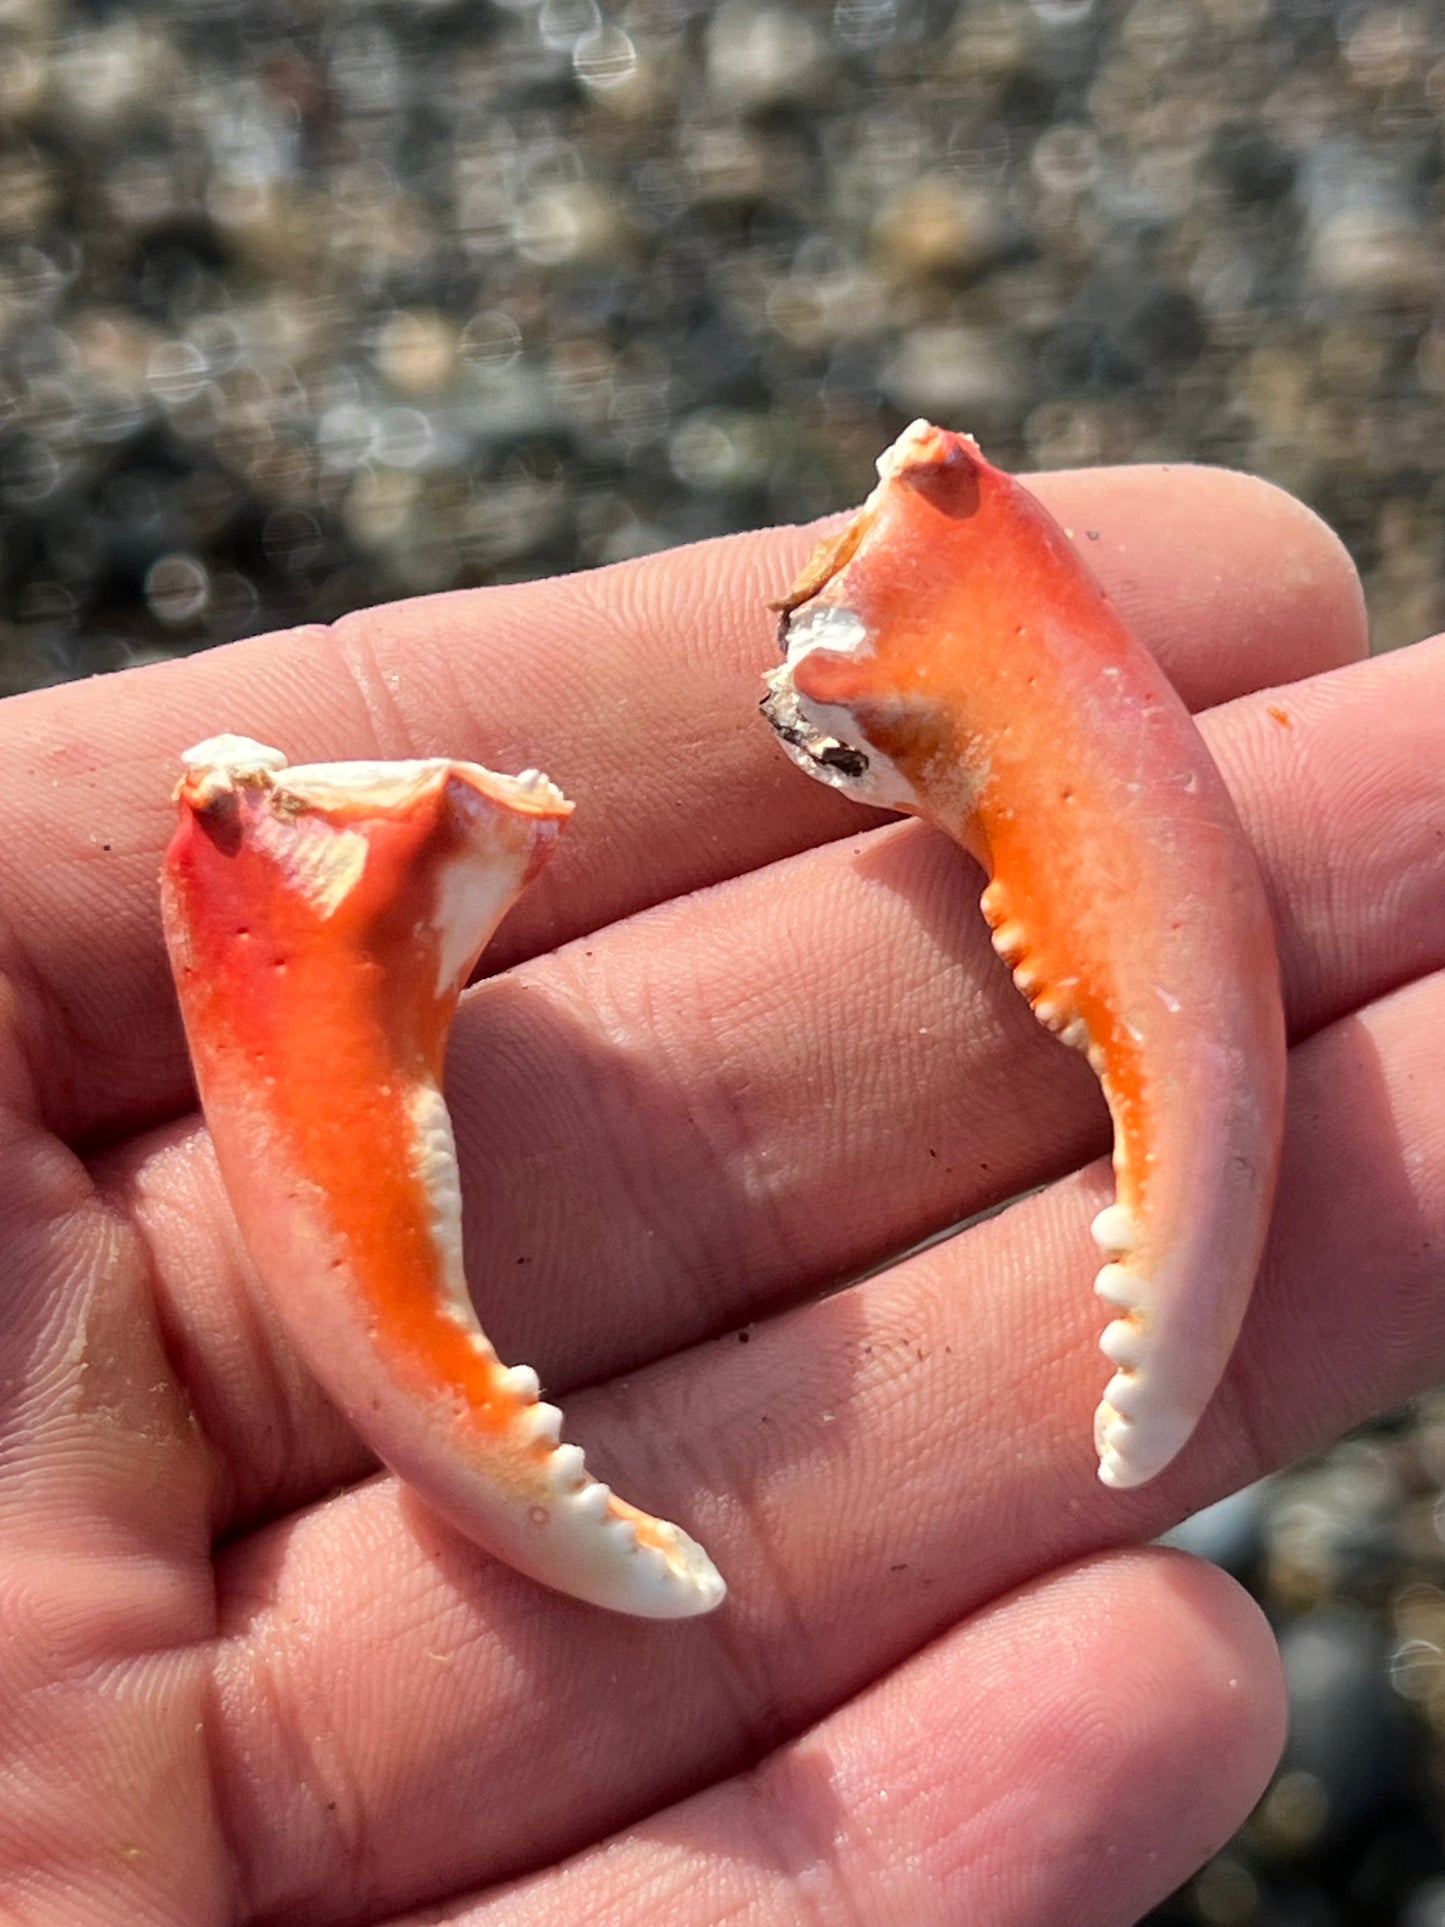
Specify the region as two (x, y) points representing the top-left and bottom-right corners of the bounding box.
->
(763, 423), (1286, 1489)
(162, 735), (725, 1618)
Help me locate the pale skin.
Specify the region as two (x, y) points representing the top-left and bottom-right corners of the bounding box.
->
(1, 461), (1442, 1926)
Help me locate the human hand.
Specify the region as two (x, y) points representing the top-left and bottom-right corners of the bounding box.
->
(1, 463), (1436, 1925)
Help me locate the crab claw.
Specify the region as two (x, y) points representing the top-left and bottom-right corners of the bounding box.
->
(161, 735), (725, 1618)
(763, 423), (1286, 1490)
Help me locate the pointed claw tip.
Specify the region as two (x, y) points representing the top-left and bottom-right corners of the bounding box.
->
(180, 734), (288, 776)
(655, 1532), (727, 1616)
(175, 735), (288, 808)
(875, 420), (988, 507)
(877, 417), (955, 481)
(1096, 1444), (1155, 1491)
(1096, 1450), (1131, 1490)
(1093, 1394), (1192, 1492)
(686, 1558), (728, 1615)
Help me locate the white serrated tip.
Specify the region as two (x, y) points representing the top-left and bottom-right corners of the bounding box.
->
(1090, 1204), (1138, 1259)
(548, 1442), (588, 1492)
(1091, 1255), (1195, 1485)
(1094, 1262), (1143, 1312)
(1100, 1369), (1146, 1419)
(989, 920), (1027, 963)
(522, 1402), (564, 1449)
(637, 1522), (728, 1616)
(574, 1481), (612, 1521)
(497, 1363), (541, 1403)
(1099, 1316), (1145, 1369)
(548, 1480), (728, 1617)
(1094, 1389), (1193, 1490)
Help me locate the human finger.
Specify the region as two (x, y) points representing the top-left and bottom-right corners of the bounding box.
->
(204, 963), (1445, 1922)
(4, 466), (1361, 1143)
(109, 637), (1445, 1529)
(428, 1552), (1283, 1927)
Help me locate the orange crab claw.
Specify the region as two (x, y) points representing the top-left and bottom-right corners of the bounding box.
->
(763, 423), (1286, 1490)
(161, 735), (725, 1618)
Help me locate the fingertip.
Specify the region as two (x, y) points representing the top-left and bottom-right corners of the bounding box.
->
(1142, 1545), (1289, 1769)
(988, 1548), (1287, 1921)
(1030, 463), (1368, 707)
(756, 457), (1367, 714)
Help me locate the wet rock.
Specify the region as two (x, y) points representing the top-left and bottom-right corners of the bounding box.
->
(1208, 124), (1299, 207)
(1277, 1606), (1402, 1840)
(872, 175), (1006, 280)
(1308, 205), (1439, 307)
(882, 323), (1025, 419)
(1160, 1480), (1267, 1577)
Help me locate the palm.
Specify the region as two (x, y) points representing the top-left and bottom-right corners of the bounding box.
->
(3, 464), (1438, 1926)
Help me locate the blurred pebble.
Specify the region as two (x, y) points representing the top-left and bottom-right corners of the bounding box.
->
(513, 182), (627, 266)
(374, 312), (461, 400)
(1405, 1880), (1445, 1927)
(1159, 1479), (1266, 1575)
(573, 24), (639, 94)
(705, 1), (827, 110)
(872, 175), (1004, 280)
(1189, 1852), (1261, 1925)
(1275, 1607), (1400, 1840)
(882, 324), (1025, 420)
(1309, 206), (1440, 307)
(144, 552), (210, 626)
(668, 407), (770, 490)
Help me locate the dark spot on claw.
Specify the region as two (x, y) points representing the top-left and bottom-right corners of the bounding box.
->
(760, 697), (808, 749)
(194, 789), (243, 855)
(818, 743), (869, 778)
(761, 687), (868, 782)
